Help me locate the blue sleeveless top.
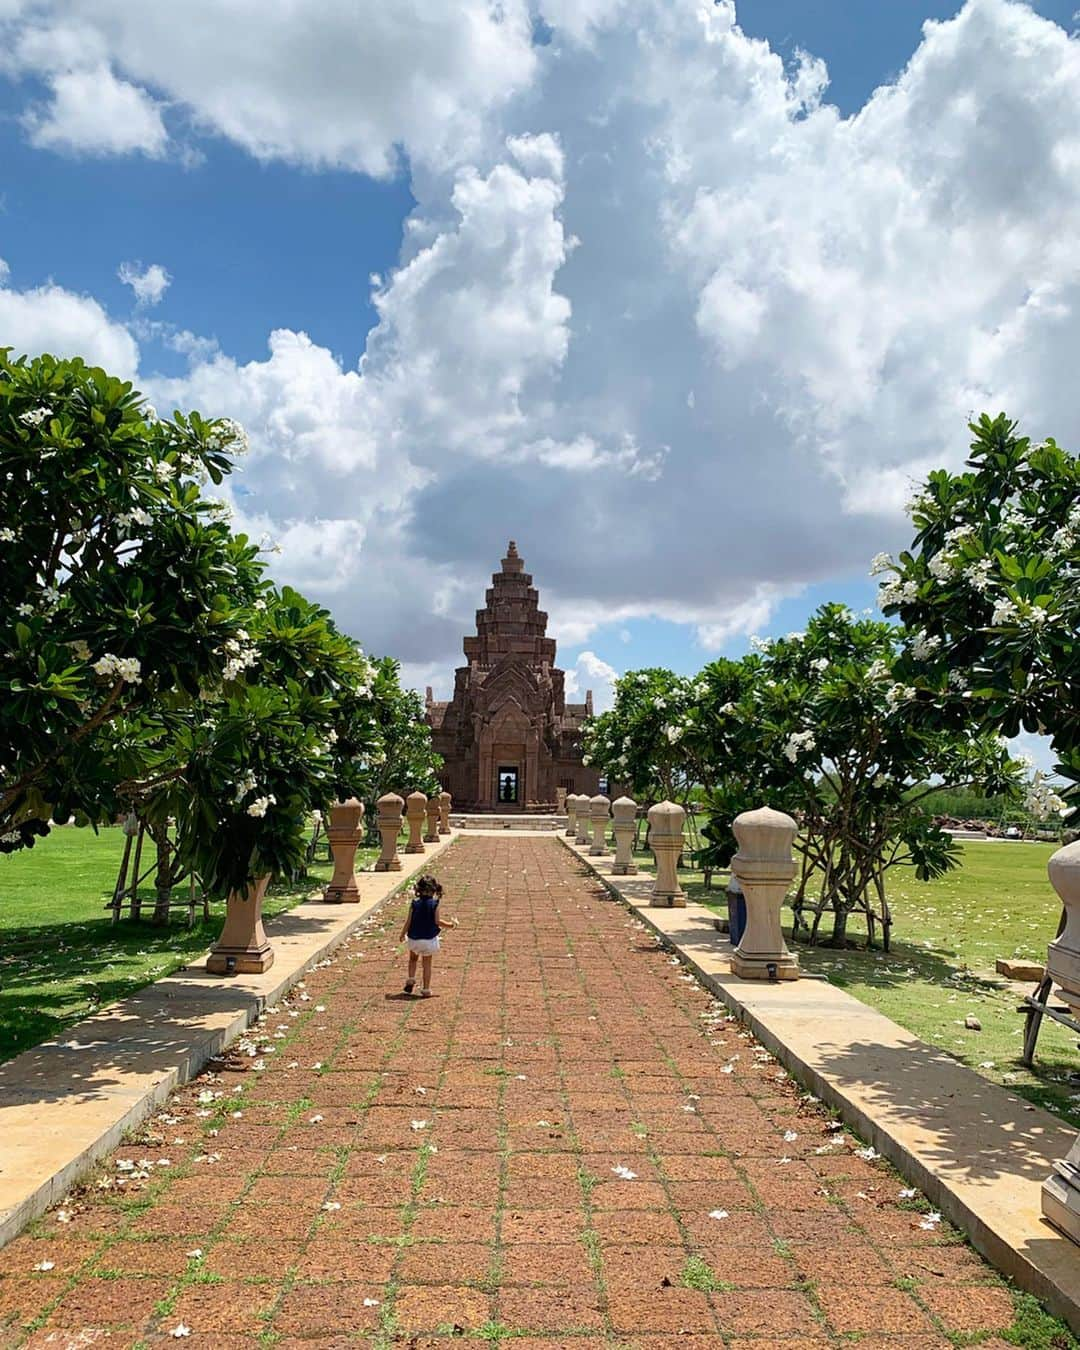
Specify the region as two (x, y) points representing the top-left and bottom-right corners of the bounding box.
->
(407, 895), (440, 940)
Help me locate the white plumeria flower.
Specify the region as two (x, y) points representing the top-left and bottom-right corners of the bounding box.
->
(322, 1201), (341, 1211)
(309, 1114), (324, 1125)
(612, 1165), (637, 1180)
(186, 1248), (203, 1259)
(783, 1130), (798, 1142)
(410, 1120), (429, 1131)
(708, 1209), (729, 1221)
(171, 1323), (192, 1338)
(898, 1188), (917, 1200)
(854, 1146), (879, 1161)
(33, 1259), (55, 1271)
(363, 1298), (380, 1307)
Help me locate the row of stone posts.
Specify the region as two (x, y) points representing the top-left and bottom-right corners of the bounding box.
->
(567, 793), (800, 981)
(322, 790), (452, 903)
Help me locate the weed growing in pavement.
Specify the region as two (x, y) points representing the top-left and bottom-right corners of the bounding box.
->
(680, 1256), (733, 1293)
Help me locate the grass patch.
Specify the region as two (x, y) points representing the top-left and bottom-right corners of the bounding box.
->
(0, 822), (378, 1062)
(1002, 1292), (1080, 1350)
(680, 1256), (733, 1292)
(635, 840), (1080, 1126)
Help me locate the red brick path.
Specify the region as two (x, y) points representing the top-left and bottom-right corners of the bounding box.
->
(0, 837), (1018, 1346)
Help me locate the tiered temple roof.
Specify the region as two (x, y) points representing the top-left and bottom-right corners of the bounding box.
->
(425, 542), (598, 811)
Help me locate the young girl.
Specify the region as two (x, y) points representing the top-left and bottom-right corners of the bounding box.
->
(400, 876), (457, 997)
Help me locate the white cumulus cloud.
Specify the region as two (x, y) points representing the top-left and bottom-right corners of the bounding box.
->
(5, 0), (1080, 687)
(20, 66), (167, 157)
(0, 273), (138, 378)
(0, 1), (536, 173)
(118, 261), (171, 306)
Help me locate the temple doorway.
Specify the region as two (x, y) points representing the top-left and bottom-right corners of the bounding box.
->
(497, 766), (520, 805)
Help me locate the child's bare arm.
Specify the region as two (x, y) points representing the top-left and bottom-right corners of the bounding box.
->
(436, 904), (459, 929)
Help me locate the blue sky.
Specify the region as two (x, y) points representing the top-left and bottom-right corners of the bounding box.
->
(1, 0), (1077, 722)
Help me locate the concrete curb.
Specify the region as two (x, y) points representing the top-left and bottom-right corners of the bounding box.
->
(561, 835), (1080, 1334)
(0, 834), (459, 1248)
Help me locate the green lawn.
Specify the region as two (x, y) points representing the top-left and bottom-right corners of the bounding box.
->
(0, 824), (379, 1063)
(636, 839), (1080, 1128)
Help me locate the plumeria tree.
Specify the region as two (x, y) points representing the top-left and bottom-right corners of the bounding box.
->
(0, 351), (261, 852)
(877, 413), (1080, 798)
(583, 668), (697, 803)
(733, 606), (1020, 946)
(363, 659), (442, 827)
(679, 656), (771, 872)
(107, 586), (387, 907)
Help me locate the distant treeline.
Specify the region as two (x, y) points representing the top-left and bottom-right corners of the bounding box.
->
(914, 786), (1025, 822)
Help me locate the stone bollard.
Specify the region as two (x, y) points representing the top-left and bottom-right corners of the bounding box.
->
(611, 796), (638, 875)
(1042, 841), (1080, 1242)
(648, 801), (686, 907)
(575, 794), (592, 847)
(207, 874), (274, 974)
(405, 792), (427, 854)
(424, 796), (440, 843)
(375, 792), (404, 872)
(730, 806), (799, 981)
(589, 794), (611, 856)
(565, 793), (583, 838)
(439, 791), (452, 835)
(323, 798), (365, 903)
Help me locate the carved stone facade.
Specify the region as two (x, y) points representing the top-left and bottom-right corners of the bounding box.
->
(426, 542), (600, 812)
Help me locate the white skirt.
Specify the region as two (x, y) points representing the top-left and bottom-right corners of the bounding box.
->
(406, 936), (440, 955)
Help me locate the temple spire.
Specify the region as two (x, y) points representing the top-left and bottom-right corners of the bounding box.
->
(501, 539), (524, 574)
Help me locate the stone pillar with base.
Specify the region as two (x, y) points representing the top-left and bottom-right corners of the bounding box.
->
(565, 794), (582, 838)
(575, 796), (592, 846)
(648, 800), (686, 907)
(730, 806), (800, 981)
(589, 794), (611, 856)
(207, 874), (274, 975)
(424, 796), (440, 843)
(438, 791), (452, 835)
(612, 796), (638, 875)
(405, 792), (427, 853)
(375, 792), (404, 872)
(1042, 841), (1080, 1242)
(323, 798), (365, 903)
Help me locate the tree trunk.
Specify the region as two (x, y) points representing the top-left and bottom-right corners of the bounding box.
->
(829, 902), (850, 948)
(151, 826), (173, 926)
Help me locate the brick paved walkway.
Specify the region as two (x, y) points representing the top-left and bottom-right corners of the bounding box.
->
(0, 837), (1021, 1347)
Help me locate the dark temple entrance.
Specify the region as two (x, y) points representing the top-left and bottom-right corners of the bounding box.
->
(497, 767), (520, 805)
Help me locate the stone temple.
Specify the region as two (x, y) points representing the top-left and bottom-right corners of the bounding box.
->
(426, 542), (601, 812)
